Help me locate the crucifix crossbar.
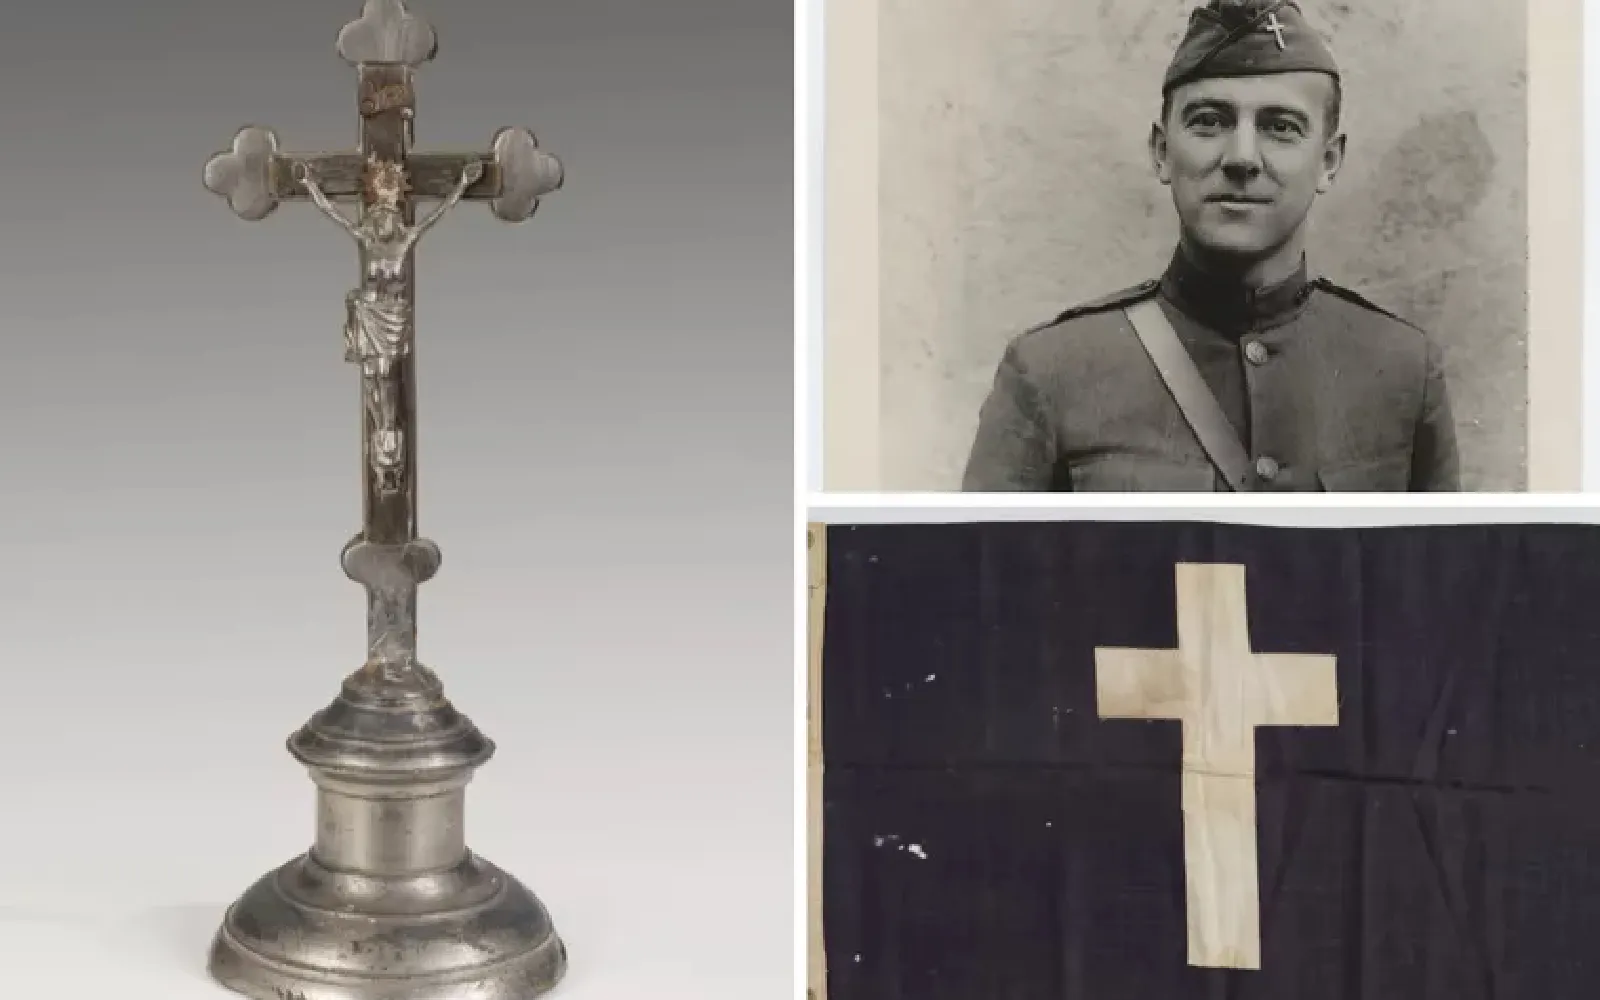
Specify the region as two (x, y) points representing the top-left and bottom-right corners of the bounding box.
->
(1094, 563), (1339, 971)
(202, 0), (562, 679)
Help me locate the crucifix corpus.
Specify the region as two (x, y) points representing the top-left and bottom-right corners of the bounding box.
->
(202, 2), (566, 998)
(1094, 563), (1339, 971)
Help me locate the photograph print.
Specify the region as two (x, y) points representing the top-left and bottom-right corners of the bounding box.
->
(818, 0), (1583, 493)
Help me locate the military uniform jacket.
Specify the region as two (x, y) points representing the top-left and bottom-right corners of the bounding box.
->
(961, 252), (1461, 492)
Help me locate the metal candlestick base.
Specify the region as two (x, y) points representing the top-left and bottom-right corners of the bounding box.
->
(207, 666), (566, 1000)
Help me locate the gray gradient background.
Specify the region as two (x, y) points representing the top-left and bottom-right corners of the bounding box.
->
(0, 0), (792, 996)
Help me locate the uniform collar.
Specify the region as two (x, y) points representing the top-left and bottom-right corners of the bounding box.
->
(1159, 246), (1314, 332)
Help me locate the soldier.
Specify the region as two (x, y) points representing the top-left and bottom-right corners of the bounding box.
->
(961, 0), (1459, 492)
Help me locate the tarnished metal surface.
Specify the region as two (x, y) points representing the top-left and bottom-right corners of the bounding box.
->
(337, 0), (439, 68)
(201, 3), (566, 998)
(489, 127), (564, 222)
(203, 127), (283, 221)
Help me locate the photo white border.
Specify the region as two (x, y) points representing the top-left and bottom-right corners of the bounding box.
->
(810, 493), (1600, 526)
(819, 0), (878, 493)
(814, 0), (1586, 494)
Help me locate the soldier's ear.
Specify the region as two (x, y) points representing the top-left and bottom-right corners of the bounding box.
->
(1316, 133), (1346, 194)
(1150, 122), (1172, 185)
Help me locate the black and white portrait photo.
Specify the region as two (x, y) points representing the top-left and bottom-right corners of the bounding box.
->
(816, 0), (1583, 493)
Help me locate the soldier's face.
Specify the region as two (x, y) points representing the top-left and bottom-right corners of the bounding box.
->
(1151, 72), (1345, 263)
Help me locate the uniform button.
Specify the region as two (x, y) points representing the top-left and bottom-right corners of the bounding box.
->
(1244, 340), (1269, 366)
(1255, 456), (1280, 481)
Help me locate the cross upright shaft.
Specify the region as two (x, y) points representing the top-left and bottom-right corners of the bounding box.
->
(353, 60), (421, 543)
(203, 0), (562, 677)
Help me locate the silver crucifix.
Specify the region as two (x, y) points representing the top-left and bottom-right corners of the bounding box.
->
(200, 3), (567, 999)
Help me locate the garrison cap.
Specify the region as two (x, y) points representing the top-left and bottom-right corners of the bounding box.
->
(1163, 0), (1340, 95)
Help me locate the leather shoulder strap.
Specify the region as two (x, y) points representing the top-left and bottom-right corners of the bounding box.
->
(1123, 299), (1254, 492)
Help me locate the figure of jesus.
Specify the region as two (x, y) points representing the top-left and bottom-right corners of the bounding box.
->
(293, 157), (483, 489)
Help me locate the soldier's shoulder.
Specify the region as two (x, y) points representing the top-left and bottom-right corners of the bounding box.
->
(1018, 279), (1161, 340)
(1312, 277), (1428, 338)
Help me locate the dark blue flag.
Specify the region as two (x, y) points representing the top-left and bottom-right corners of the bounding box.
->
(818, 520), (1600, 1000)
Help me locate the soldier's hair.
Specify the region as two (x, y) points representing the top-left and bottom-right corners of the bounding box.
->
(1160, 77), (1343, 136)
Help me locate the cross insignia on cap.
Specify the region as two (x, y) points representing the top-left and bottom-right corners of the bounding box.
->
(1262, 11), (1288, 49)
